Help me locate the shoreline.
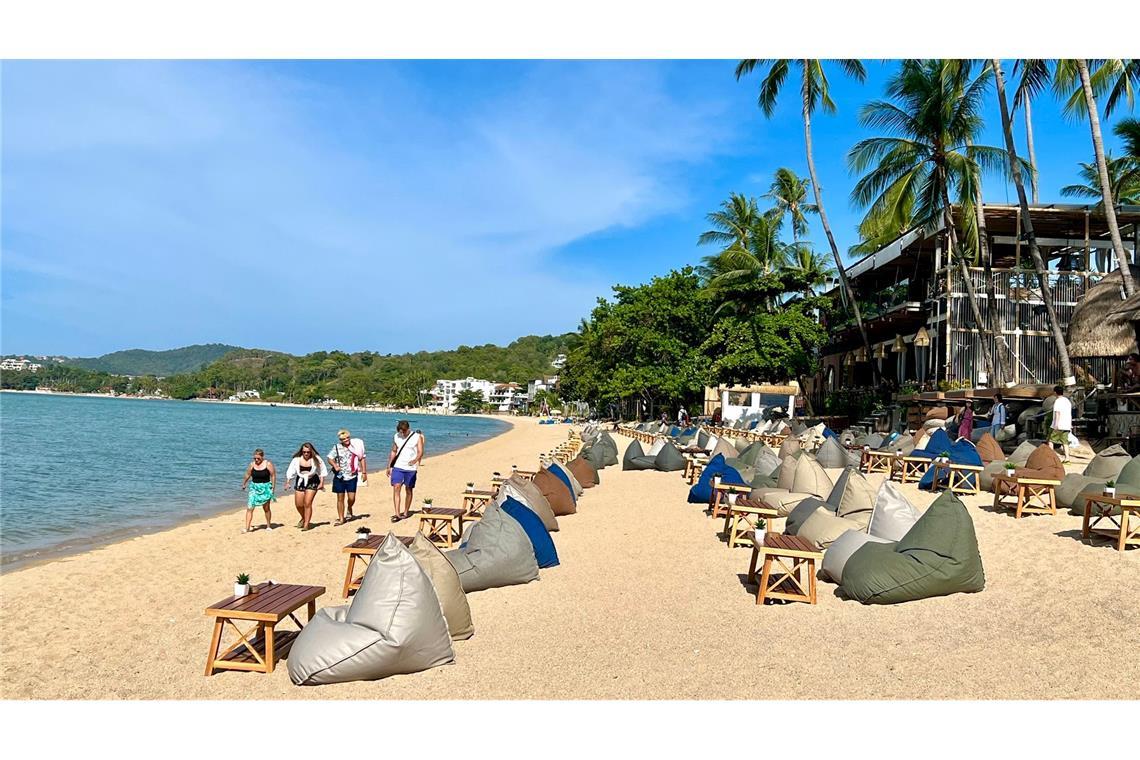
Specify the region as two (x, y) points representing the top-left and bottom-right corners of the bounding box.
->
(0, 408), (520, 574)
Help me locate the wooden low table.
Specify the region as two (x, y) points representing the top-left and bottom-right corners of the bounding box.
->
(205, 583), (325, 675)
(724, 500), (778, 548)
(462, 490), (495, 517)
(758, 433), (788, 449)
(861, 449), (897, 475)
(710, 481), (753, 520)
(895, 456), (932, 484)
(931, 460), (983, 495)
(342, 534), (413, 596)
(992, 474), (1060, 518)
(511, 469), (537, 480)
(747, 534), (824, 605)
(1081, 494), (1140, 551)
(418, 507), (467, 548)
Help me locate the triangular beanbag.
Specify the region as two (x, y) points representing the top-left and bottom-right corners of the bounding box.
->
(533, 467), (576, 515)
(445, 503), (540, 592)
(653, 442), (687, 472)
(919, 437), (982, 490)
(975, 433), (1004, 464)
(820, 530), (894, 584)
(790, 454), (833, 498)
(687, 454), (745, 504)
(407, 532), (474, 641)
(867, 480), (922, 541)
(549, 461), (582, 499)
(289, 533), (454, 685)
(500, 496), (559, 569)
(622, 439), (646, 470)
(1014, 444), (1065, 481)
(501, 476), (558, 531)
(777, 435), (801, 460)
(797, 508), (862, 548)
(710, 437), (738, 462)
(567, 456), (598, 488)
(1082, 444), (1130, 479)
(840, 491), (985, 605)
(1007, 440), (1039, 466)
(833, 467), (876, 529)
(752, 446), (782, 478)
(815, 436), (852, 468)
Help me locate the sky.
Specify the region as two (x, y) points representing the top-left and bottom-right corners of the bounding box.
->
(2, 59), (1132, 358)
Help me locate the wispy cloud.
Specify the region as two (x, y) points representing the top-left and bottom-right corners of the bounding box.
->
(1, 60), (732, 356)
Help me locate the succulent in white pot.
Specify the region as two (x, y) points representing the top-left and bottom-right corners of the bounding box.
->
(1104, 480), (1117, 498)
(466, 482), (475, 492)
(234, 572), (251, 598)
(753, 519), (767, 545)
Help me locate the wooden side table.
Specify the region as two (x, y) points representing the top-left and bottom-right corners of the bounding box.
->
(462, 490), (495, 517)
(895, 456), (933, 484)
(992, 475), (1060, 518)
(204, 583), (325, 675)
(418, 507), (466, 548)
(861, 450), (896, 475)
(710, 482), (753, 520)
(341, 534), (413, 597)
(725, 502), (778, 548)
(931, 461), (983, 495)
(747, 534), (824, 605)
(1082, 494), (1140, 551)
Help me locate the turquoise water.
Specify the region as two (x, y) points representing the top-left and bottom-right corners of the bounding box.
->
(0, 392), (509, 568)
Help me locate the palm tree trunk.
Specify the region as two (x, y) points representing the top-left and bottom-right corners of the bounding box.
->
(1024, 98), (1040, 204)
(991, 59), (1075, 383)
(1076, 59), (1136, 297)
(800, 62), (878, 383)
(940, 186), (997, 384)
(974, 194), (1013, 383)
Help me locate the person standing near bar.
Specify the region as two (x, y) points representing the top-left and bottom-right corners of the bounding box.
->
(958, 400), (974, 441)
(1049, 385), (1073, 463)
(989, 393), (1007, 439)
(328, 429), (367, 525)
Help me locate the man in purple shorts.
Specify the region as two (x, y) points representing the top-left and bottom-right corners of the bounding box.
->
(386, 420), (425, 522)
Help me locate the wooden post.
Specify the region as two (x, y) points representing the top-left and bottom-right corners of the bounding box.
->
(1084, 210), (1091, 271)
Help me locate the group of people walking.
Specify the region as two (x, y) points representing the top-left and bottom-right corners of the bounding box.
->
(240, 421), (425, 533)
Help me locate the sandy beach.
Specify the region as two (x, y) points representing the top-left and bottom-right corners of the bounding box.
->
(2, 419), (1138, 700)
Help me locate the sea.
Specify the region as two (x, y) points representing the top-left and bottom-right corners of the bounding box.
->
(0, 392), (510, 570)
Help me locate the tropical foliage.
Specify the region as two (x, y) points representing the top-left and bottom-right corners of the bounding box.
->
(452, 389), (486, 414)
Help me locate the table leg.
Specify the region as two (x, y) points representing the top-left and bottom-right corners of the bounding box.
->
(809, 559), (817, 604)
(342, 554), (357, 598)
(307, 600), (316, 621)
(747, 545), (760, 583)
(1120, 510), (1130, 553)
(1082, 500), (1092, 539)
(204, 618), (224, 676)
(1015, 486), (1025, 519)
(264, 623), (276, 673)
(756, 555), (772, 605)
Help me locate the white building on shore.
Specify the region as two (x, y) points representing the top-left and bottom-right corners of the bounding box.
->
(1, 358), (43, 372)
(427, 377), (525, 413)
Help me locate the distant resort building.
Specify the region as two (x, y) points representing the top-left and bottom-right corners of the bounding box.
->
(226, 389), (261, 402)
(427, 377), (525, 413)
(527, 375), (559, 401)
(806, 202), (1140, 409)
(551, 353), (567, 369)
(1, 357), (44, 372)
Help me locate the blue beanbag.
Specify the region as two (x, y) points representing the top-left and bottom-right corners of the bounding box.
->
(823, 426), (838, 440)
(500, 496), (559, 569)
(669, 425), (681, 437)
(911, 428), (953, 460)
(548, 462), (578, 504)
(687, 454), (747, 504)
(919, 437), (983, 490)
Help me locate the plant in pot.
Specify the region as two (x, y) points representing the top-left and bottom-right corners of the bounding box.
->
(423, 497), (434, 513)
(1104, 480), (1117, 498)
(234, 572), (251, 598)
(355, 525), (371, 541)
(1004, 462), (1016, 475)
(712, 474), (722, 489)
(753, 518), (767, 545)
(940, 450), (951, 463)
(465, 482), (475, 493)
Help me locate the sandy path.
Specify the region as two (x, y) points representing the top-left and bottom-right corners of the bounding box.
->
(2, 423), (1137, 699)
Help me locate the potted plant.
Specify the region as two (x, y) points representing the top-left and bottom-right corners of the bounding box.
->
(355, 524), (371, 541)
(423, 497), (434, 513)
(234, 573), (251, 598)
(727, 492), (738, 506)
(1004, 462), (1016, 475)
(1104, 480), (1117, 498)
(511, 464), (518, 472)
(492, 471), (501, 480)
(712, 474), (723, 489)
(753, 519), (767, 545)
(466, 482), (475, 493)
(939, 450), (951, 463)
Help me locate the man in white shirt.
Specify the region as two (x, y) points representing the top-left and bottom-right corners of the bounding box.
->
(327, 429), (367, 525)
(386, 420), (425, 523)
(1048, 385), (1073, 463)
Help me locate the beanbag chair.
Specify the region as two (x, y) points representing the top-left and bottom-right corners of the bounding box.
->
(760, 455), (834, 516)
(289, 533), (454, 685)
(566, 456), (598, 489)
(622, 440), (646, 470)
(499, 496), (559, 569)
(878, 433), (914, 455)
(407, 532), (474, 641)
(548, 461), (582, 499)
(913, 428), (953, 459)
(975, 433), (1004, 464)
(820, 531), (894, 584)
(752, 446), (782, 478)
(925, 405), (950, 420)
(533, 468), (576, 516)
(501, 475), (558, 532)
(867, 480), (923, 541)
(687, 454), (746, 504)
(696, 429), (710, 449)
(735, 441), (763, 467)
(1007, 440), (1040, 465)
(1060, 447), (1135, 511)
(785, 496), (828, 535)
(863, 432), (884, 449)
(839, 491), (985, 605)
(816, 436), (856, 468)
(918, 436), (981, 490)
(654, 442), (688, 472)
(710, 437), (738, 461)
(833, 467), (877, 529)
(581, 445), (607, 471)
(445, 503), (540, 592)
(797, 508), (863, 548)
(750, 455), (801, 502)
(1084, 444), (1131, 479)
(596, 433), (619, 467)
(1013, 444), (1064, 481)
(777, 435), (801, 460)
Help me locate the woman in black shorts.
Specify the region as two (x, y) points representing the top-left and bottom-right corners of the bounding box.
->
(286, 442), (327, 531)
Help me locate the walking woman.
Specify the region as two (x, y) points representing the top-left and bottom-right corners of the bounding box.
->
(240, 448), (276, 533)
(958, 401), (975, 441)
(286, 441), (327, 531)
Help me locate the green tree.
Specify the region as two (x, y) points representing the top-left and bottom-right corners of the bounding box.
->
(764, 167), (818, 243)
(453, 389), (485, 414)
(1060, 154), (1140, 206)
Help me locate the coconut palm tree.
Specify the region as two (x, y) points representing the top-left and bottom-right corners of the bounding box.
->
(848, 59), (1008, 383)
(1054, 59), (1137, 297)
(697, 194), (787, 281)
(697, 192), (765, 255)
(1013, 59), (1051, 204)
(990, 58), (1075, 384)
(1061, 154), (1140, 206)
(734, 59), (875, 367)
(784, 244), (835, 297)
(1118, 117), (1140, 161)
(764, 168), (818, 242)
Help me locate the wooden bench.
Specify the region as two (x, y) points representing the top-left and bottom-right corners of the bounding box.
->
(710, 481), (753, 520)
(861, 449), (897, 475)
(205, 583), (325, 675)
(895, 456), (933, 484)
(1081, 494), (1140, 552)
(758, 433), (788, 449)
(747, 534), (824, 605)
(931, 460), (984, 495)
(462, 490), (495, 518)
(991, 474), (1060, 518)
(725, 498), (778, 549)
(418, 507), (467, 548)
(341, 534), (413, 597)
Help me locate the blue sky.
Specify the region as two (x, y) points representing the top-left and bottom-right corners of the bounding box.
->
(2, 60), (1131, 357)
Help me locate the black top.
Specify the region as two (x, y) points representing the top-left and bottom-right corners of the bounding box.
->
(250, 466), (271, 483)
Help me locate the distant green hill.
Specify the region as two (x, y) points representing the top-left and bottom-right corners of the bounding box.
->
(65, 343), (242, 376)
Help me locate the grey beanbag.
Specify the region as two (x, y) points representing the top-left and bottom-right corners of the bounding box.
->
(288, 533), (455, 685)
(654, 442), (688, 472)
(501, 476), (559, 532)
(445, 503), (540, 593)
(622, 440), (646, 470)
(820, 530), (895, 584)
(867, 480), (923, 541)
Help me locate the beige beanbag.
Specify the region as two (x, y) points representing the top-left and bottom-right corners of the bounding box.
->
(798, 508), (863, 548)
(408, 532), (475, 641)
(975, 433), (1004, 464)
(834, 468), (876, 529)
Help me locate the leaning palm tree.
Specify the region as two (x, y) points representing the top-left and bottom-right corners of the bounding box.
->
(990, 58), (1075, 384)
(848, 59), (1007, 383)
(764, 168), (818, 243)
(735, 59), (875, 366)
(1061, 154), (1140, 207)
(1054, 59), (1138, 297)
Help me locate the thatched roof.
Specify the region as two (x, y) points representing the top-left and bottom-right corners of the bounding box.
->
(1068, 267), (1140, 358)
(1109, 291), (1140, 322)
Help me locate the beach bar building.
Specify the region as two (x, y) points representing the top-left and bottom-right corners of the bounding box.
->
(810, 202), (1140, 407)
